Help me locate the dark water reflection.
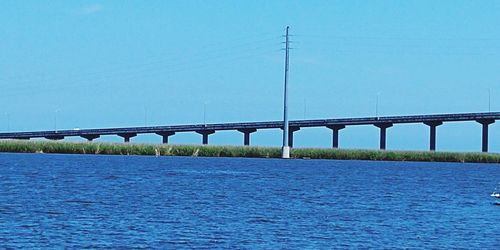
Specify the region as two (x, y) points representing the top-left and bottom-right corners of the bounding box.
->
(0, 153), (499, 248)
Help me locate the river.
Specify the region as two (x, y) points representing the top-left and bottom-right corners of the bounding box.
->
(0, 153), (499, 248)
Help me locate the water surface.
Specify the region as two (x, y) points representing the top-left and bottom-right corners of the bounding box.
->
(0, 153), (499, 248)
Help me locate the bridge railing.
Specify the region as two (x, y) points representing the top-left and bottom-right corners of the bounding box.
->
(0, 112), (498, 152)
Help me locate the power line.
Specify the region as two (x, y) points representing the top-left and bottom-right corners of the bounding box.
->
(0, 41), (281, 98)
(0, 35), (282, 85)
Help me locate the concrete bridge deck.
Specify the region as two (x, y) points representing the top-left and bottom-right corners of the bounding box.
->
(0, 112), (498, 152)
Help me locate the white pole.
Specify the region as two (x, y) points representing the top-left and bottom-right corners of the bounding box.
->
(5, 112), (9, 131)
(303, 98), (306, 119)
(203, 102), (207, 125)
(488, 88), (491, 112)
(54, 109), (59, 132)
(282, 26), (291, 159)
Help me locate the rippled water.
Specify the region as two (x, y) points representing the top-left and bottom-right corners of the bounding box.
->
(0, 153), (499, 248)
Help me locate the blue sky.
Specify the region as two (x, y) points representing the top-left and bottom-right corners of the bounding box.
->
(1, 1), (499, 152)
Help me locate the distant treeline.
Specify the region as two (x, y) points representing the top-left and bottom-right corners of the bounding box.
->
(0, 140), (499, 163)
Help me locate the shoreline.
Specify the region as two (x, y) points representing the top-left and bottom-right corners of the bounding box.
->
(0, 140), (499, 163)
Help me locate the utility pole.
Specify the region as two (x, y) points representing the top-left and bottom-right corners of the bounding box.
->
(488, 88), (491, 112)
(54, 109), (59, 132)
(4, 112), (9, 131)
(303, 98), (306, 120)
(282, 26), (291, 159)
(203, 102), (207, 125)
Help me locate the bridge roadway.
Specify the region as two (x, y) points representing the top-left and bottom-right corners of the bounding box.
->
(0, 112), (498, 152)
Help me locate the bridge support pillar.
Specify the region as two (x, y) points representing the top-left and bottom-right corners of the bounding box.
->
(424, 121), (443, 151)
(45, 135), (64, 140)
(117, 133), (137, 143)
(237, 129), (257, 146)
(375, 123), (393, 150)
(14, 137), (30, 140)
(476, 119), (495, 152)
(327, 125), (345, 148)
(156, 132), (175, 144)
(196, 130), (215, 145)
(283, 127), (300, 148)
(81, 134), (100, 142)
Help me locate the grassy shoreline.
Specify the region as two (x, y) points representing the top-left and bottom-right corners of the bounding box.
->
(0, 140), (499, 163)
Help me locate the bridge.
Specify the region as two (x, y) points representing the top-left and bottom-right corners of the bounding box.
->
(0, 112), (498, 152)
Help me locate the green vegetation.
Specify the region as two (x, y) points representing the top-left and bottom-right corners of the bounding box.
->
(292, 148), (500, 163)
(0, 140), (499, 163)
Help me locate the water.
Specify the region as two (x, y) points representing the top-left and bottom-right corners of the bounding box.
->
(0, 153), (499, 249)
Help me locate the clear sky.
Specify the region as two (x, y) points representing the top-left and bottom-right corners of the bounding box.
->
(1, 1), (499, 152)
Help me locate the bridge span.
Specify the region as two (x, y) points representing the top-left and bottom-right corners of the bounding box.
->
(0, 112), (498, 152)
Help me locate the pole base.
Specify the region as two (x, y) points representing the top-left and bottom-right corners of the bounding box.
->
(282, 146), (290, 159)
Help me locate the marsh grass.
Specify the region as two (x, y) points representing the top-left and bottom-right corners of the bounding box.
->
(0, 140), (498, 163)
